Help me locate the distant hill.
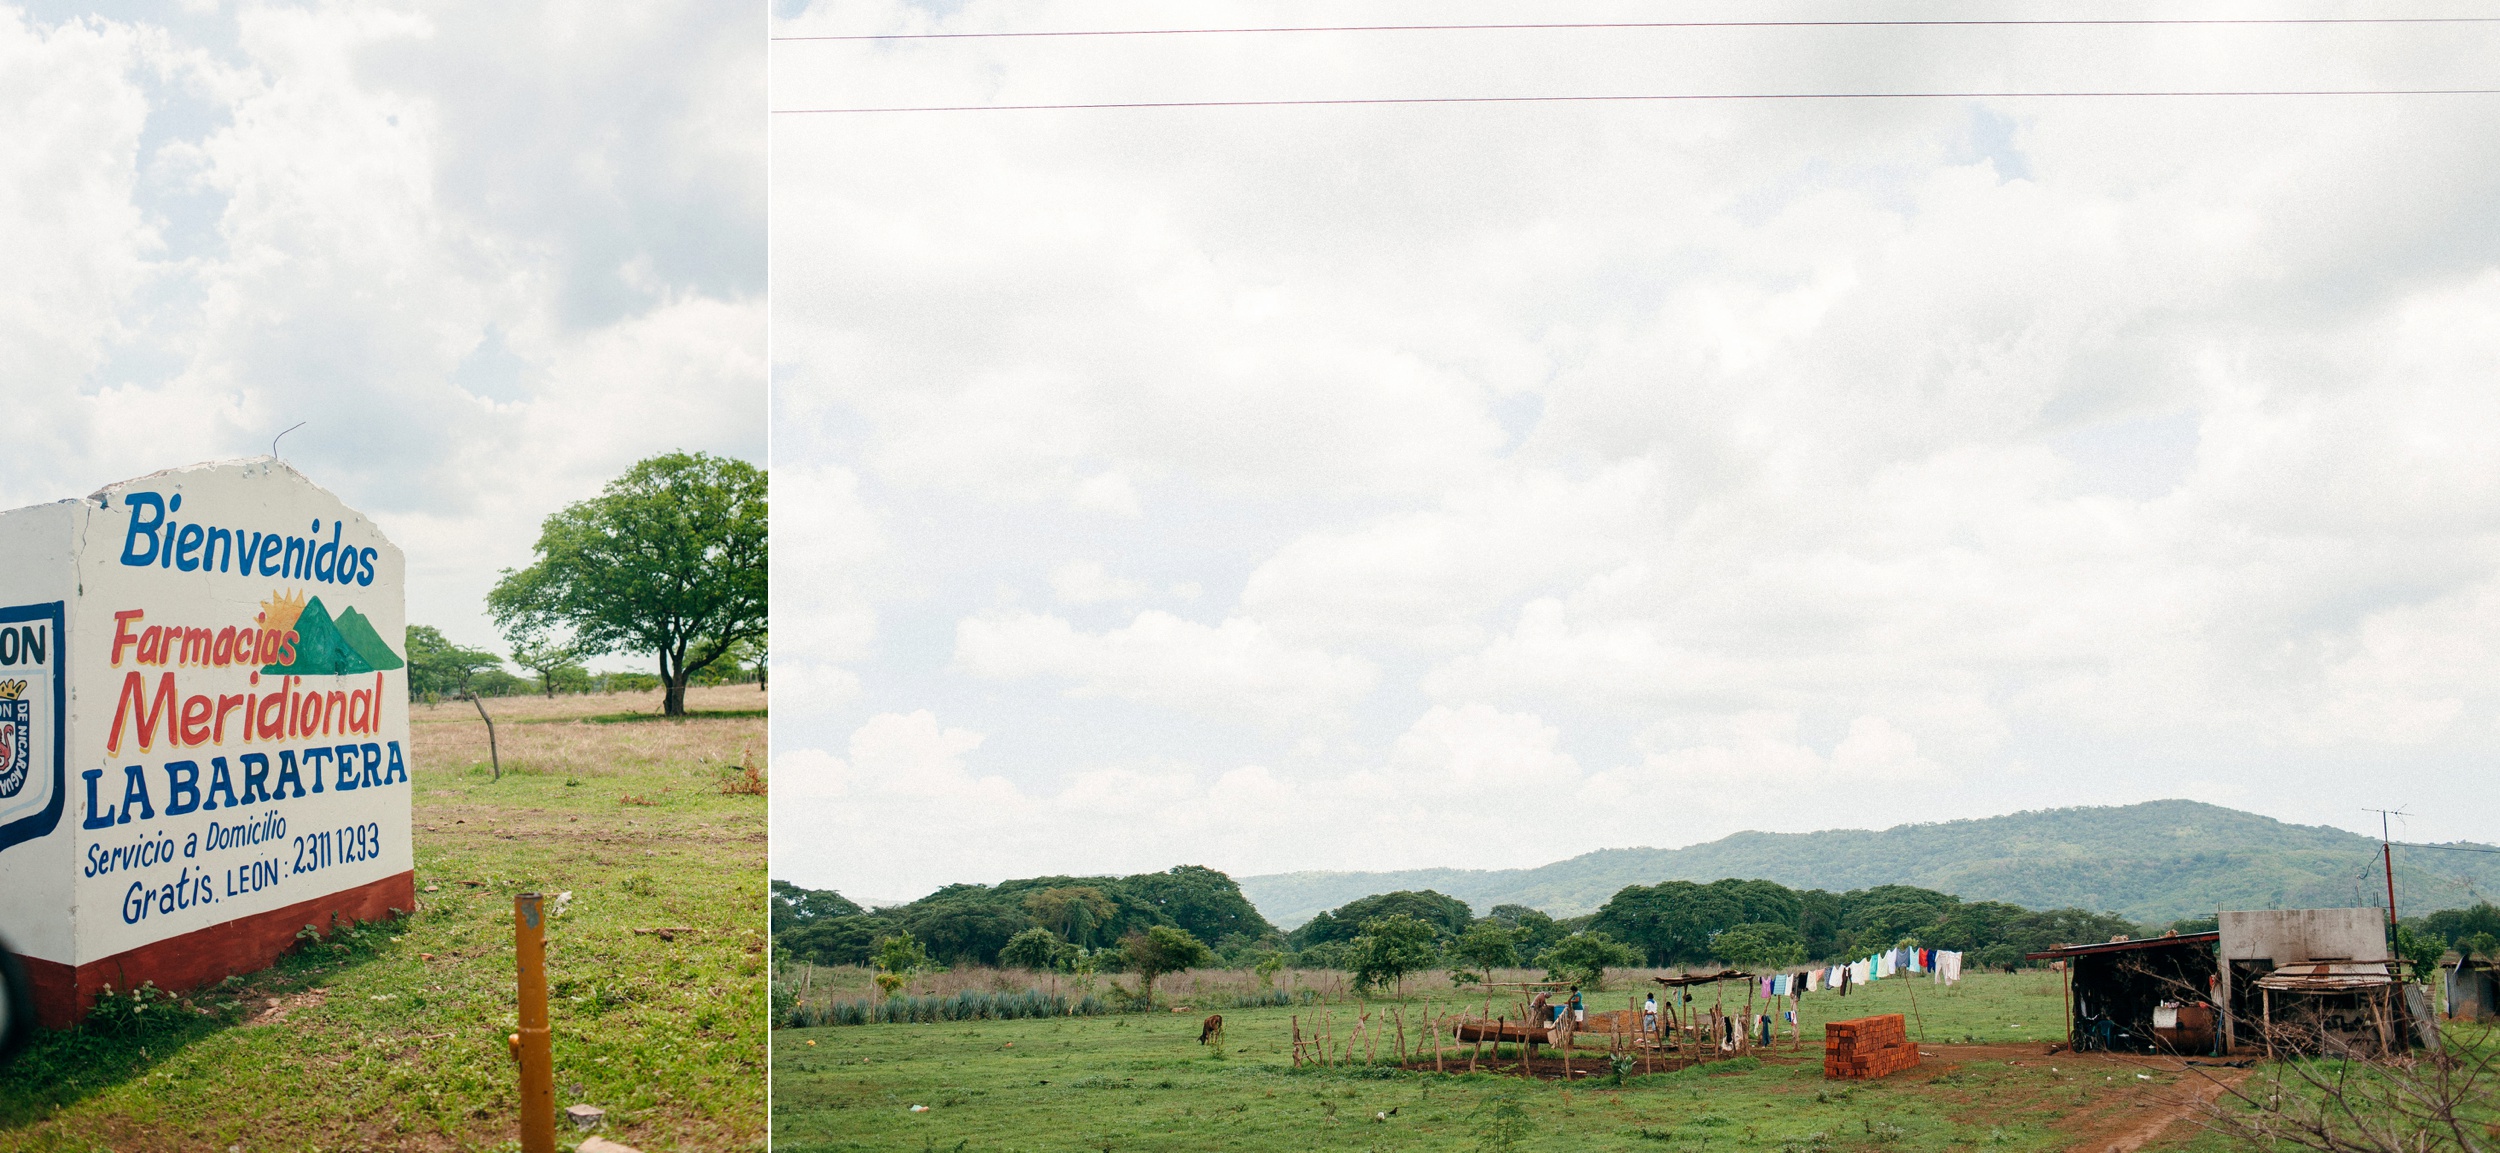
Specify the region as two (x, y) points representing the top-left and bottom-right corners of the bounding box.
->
(1240, 800), (2500, 927)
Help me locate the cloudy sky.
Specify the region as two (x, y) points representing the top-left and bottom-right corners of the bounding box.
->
(2, 0), (763, 659)
(768, 0), (2500, 904)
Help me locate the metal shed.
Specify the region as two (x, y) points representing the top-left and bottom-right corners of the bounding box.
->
(2026, 933), (2221, 1055)
(2446, 960), (2496, 1020)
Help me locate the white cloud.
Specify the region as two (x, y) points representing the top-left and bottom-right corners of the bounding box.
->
(1048, 560), (1145, 605)
(3, 1), (761, 652)
(955, 609), (1378, 722)
(771, 462), (883, 679)
(774, 0), (2500, 894)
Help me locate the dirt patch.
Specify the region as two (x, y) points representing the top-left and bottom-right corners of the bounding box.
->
(2054, 1058), (2250, 1153)
(1891, 1047), (2247, 1153)
(1384, 1048), (1734, 1080)
(248, 986), (330, 1026)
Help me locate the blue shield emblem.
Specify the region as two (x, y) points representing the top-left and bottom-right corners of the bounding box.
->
(0, 696), (25, 798)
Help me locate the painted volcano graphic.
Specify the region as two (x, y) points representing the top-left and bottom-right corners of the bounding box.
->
(260, 594), (404, 676)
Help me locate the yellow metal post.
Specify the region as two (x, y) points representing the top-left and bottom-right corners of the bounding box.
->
(515, 893), (556, 1153)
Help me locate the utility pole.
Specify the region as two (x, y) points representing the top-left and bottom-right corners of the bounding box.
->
(2365, 808), (2407, 932)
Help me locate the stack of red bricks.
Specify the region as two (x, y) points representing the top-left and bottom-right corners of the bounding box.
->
(1824, 1014), (1920, 1079)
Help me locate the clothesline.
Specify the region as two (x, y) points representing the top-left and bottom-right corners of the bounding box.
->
(1765, 947), (1965, 999)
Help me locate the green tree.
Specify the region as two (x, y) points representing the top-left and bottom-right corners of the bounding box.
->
(489, 451), (767, 716)
(872, 934), (930, 996)
(1289, 890), (1473, 948)
(1451, 920), (1522, 978)
(1000, 927), (1073, 972)
(1125, 865), (1277, 945)
(1487, 905), (1563, 962)
(775, 915), (888, 967)
(1120, 925), (1214, 1005)
(1711, 922), (1806, 969)
(1837, 885), (1958, 955)
(896, 892), (1032, 965)
(1797, 889), (1848, 958)
(770, 880), (862, 934)
(1541, 931), (1641, 990)
(1348, 914), (1442, 997)
(873, 934), (930, 973)
(2422, 902), (2500, 949)
(1255, 953), (1286, 988)
(1925, 901), (2031, 953)
(506, 636), (588, 698)
(2004, 908), (2143, 956)
(404, 625), (508, 779)
(405, 625), (502, 699)
(2393, 923), (2446, 978)
(1590, 879), (1800, 966)
(1022, 887), (1119, 949)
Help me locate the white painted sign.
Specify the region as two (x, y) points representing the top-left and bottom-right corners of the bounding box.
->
(0, 459), (411, 1019)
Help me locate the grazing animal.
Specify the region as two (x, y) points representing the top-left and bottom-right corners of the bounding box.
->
(1199, 1014), (1224, 1045)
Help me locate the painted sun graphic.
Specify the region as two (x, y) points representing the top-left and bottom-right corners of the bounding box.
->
(258, 588), (309, 634)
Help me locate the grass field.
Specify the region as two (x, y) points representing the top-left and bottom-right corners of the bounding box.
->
(0, 685), (769, 1153)
(774, 968), (2355, 1152)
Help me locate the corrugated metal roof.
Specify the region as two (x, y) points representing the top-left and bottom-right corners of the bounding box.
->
(2255, 961), (2393, 992)
(2024, 932), (2219, 961)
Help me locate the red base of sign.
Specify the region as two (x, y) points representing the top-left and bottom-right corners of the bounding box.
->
(16, 870), (417, 1028)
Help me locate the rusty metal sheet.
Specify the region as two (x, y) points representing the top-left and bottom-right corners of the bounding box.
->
(2254, 961), (2393, 991)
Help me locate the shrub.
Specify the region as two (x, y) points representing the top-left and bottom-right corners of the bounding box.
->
(797, 989), (1110, 1027)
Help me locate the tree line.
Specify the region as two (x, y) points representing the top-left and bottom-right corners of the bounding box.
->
(771, 865), (2193, 993)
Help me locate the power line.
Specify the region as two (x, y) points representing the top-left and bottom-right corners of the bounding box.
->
(2393, 841), (2500, 856)
(776, 88), (2500, 115)
(776, 16), (2500, 43)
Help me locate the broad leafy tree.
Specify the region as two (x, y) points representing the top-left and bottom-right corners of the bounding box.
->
(1126, 865), (1273, 947)
(1451, 920), (1522, 976)
(405, 625), (502, 700)
(1121, 925), (1214, 1004)
(1487, 905), (1564, 962)
(489, 451), (767, 716)
(506, 637), (588, 698)
(771, 881), (863, 934)
(1000, 927), (1074, 972)
(1348, 914), (1442, 996)
(1021, 887), (1119, 949)
(1711, 922), (1806, 969)
(1289, 890), (1473, 948)
(2422, 902), (2500, 950)
(1540, 931), (1641, 990)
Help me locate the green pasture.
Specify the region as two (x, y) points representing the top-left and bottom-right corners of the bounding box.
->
(0, 689), (768, 1153)
(772, 969), (2204, 1152)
